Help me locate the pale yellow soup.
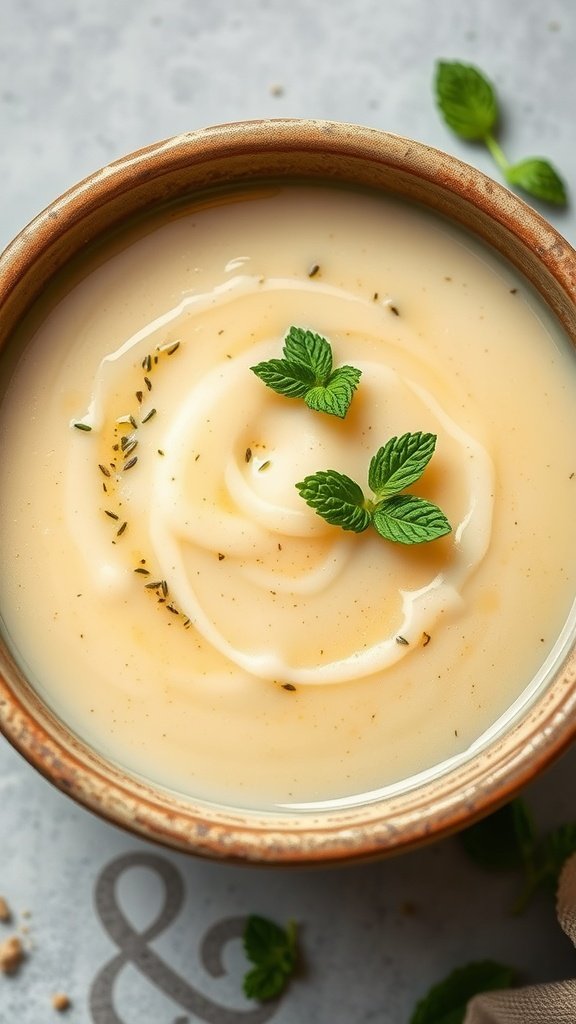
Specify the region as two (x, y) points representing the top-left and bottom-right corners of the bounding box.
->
(1, 186), (576, 811)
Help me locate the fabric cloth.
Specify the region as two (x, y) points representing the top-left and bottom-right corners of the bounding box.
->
(465, 854), (576, 1024)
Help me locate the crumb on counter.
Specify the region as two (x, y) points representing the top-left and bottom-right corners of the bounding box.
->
(0, 935), (24, 974)
(52, 992), (71, 1012)
(0, 897), (11, 923)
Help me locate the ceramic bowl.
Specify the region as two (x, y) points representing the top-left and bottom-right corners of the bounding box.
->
(1, 120), (575, 864)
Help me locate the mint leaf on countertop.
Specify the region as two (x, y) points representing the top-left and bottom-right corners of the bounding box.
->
(460, 796), (576, 913)
(505, 157), (567, 206)
(243, 915), (298, 1002)
(435, 61), (498, 140)
(410, 960), (518, 1024)
(434, 60), (568, 207)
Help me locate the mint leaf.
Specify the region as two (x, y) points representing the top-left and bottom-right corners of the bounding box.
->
(373, 495), (452, 544)
(460, 797), (576, 914)
(244, 915), (291, 964)
(410, 960), (517, 1024)
(505, 157), (568, 205)
(244, 964), (288, 1002)
(296, 470), (371, 532)
(250, 358), (314, 398)
(435, 61), (498, 140)
(368, 432), (437, 499)
(243, 915), (298, 1002)
(251, 326), (361, 418)
(283, 326), (332, 379)
(295, 433), (451, 545)
(305, 366), (362, 419)
(433, 60), (568, 207)
(460, 799), (536, 872)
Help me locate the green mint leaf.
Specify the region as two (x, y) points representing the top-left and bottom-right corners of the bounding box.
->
(243, 915), (297, 1002)
(244, 915), (290, 964)
(244, 964), (288, 1002)
(373, 495), (451, 544)
(505, 157), (568, 206)
(410, 960), (517, 1024)
(435, 61), (498, 140)
(368, 432), (437, 499)
(283, 326), (333, 379)
(461, 800), (576, 914)
(305, 366), (362, 419)
(295, 435), (451, 545)
(460, 799), (536, 872)
(295, 470), (371, 532)
(253, 327), (361, 418)
(250, 358), (314, 399)
(433, 61), (569, 207)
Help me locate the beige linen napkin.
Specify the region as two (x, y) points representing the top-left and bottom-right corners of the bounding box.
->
(464, 853), (576, 1023)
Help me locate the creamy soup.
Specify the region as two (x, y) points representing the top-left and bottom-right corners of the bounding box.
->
(1, 186), (575, 811)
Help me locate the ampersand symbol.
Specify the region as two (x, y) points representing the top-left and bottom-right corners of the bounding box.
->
(90, 853), (278, 1024)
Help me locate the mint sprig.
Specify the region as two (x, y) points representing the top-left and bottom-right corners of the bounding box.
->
(410, 960), (518, 1024)
(243, 914), (298, 1002)
(296, 431), (451, 545)
(460, 797), (576, 913)
(251, 326), (362, 419)
(435, 61), (568, 206)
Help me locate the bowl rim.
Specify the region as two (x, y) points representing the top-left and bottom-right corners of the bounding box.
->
(1, 117), (576, 865)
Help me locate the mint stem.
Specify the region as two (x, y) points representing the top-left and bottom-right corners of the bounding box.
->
(484, 133), (510, 173)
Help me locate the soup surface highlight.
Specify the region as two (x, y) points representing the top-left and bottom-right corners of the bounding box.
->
(1, 186), (576, 810)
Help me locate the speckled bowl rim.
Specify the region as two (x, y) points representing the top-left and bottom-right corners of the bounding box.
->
(1, 119), (576, 865)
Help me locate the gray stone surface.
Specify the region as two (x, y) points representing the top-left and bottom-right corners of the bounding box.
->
(1, 0), (576, 1020)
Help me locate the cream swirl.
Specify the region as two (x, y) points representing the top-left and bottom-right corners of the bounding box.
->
(69, 275), (494, 685)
